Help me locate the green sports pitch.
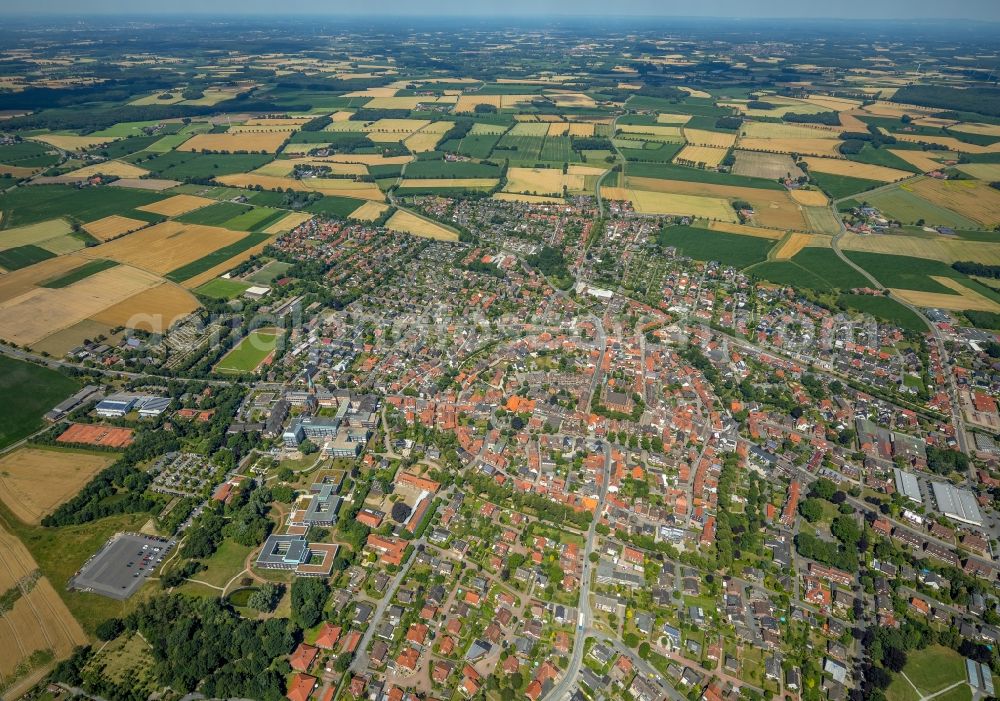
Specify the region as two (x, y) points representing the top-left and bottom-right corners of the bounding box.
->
(214, 329), (281, 374)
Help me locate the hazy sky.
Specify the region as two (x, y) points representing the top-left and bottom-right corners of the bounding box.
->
(5, 0), (1000, 20)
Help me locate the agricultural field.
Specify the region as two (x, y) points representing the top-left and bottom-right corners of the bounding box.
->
(82, 215), (148, 241)
(0, 356), (79, 450)
(0, 447), (116, 524)
(385, 209), (460, 241)
(215, 328), (281, 374)
(90, 221), (250, 275)
(861, 182), (983, 229)
(802, 157), (911, 183)
(659, 225), (775, 267)
(731, 151), (804, 180)
(177, 131), (289, 153)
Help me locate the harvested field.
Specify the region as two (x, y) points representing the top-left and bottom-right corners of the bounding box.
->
(57, 423), (134, 448)
(177, 132), (288, 153)
(566, 122), (595, 137)
(887, 149), (954, 173)
(602, 186), (736, 220)
(0, 255), (91, 304)
(64, 160), (149, 179)
(31, 134), (118, 151)
(349, 201), (390, 221)
(0, 219), (72, 252)
(263, 212), (313, 234)
(674, 145), (729, 167)
(32, 319), (117, 358)
(706, 221), (784, 239)
(403, 130), (445, 153)
(138, 194), (215, 217)
(803, 206), (842, 235)
(840, 231), (1000, 266)
(789, 189), (830, 206)
(618, 124), (683, 139)
(89, 221), (248, 275)
(773, 232), (814, 260)
(82, 215), (148, 241)
(732, 151), (804, 180)
(214, 173), (384, 201)
(684, 129), (737, 148)
(89, 283), (200, 332)
(505, 167), (584, 196)
(0, 447), (115, 524)
(737, 138), (843, 157)
(950, 122), (1000, 137)
(492, 192), (564, 204)
(0, 524), (87, 684)
(838, 111), (869, 131)
(801, 156), (910, 182)
(546, 92), (596, 108)
(892, 278), (1000, 312)
(0, 264), (162, 346)
(908, 177), (1000, 228)
(109, 178), (180, 191)
(547, 123), (570, 137)
(385, 210), (459, 241)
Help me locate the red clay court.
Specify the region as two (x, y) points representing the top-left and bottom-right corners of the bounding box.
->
(57, 423), (135, 448)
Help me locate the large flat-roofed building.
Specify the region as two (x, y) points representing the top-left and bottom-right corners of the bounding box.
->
(255, 534), (337, 577)
(95, 394), (138, 418)
(290, 484), (342, 528)
(931, 482), (984, 527)
(893, 468), (922, 504)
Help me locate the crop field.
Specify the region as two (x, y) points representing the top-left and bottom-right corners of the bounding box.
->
(801, 156), (910, 182)
(840, 231), (1000, 266)
(399, 178), (498, 190)
(737, 137), (843, 157)
(493, 192), (563, 204)
(263, 212), (313, 233)
(603, 186), (737, 220)
(741, 122), (839, 140)
(41, 259), (119, 288)
(89, 282), (199, 331)
(886, 149), (954, 173)
(862, 183), (981, 229)
(305, 195), (370, 218)
(706, 221), (784, 239)
(0, 245), (55, 271)
(908, 177), (1000, 228)
(788, 189), (829, 206)
(618, 124), (684, 139)
(0, 220), (73, 252)
(837, 294), (927, 332)
(385, 210), (460, 241)
(82, 215), (148, 241)
(657, 113), (692, 124)
(91, 221), (249, 275)
(175, 202), (252, 226)
(842, 250), (986, 295)
(772, 232), (815, 260)
(505, 167), (586, 196)
(0, 447), (115, 524)
(731, 151), (803, 180)
(133, 152), (273, 180)
(64, 160), (149, 179)
(137, 194), (215, 217)
(809, 171), (882, 200)
(0, 356), (79, 450)
(165, 232), (271, 284)
(802, 206), (841, 234)
(0, 263), (162, 346)
(177, 131), (289, 153)
(0, 185), (163, 228)
(892, 277), (1000, 312)
(674, 145), (729, 167)
(660, 225), (774, 267)
(215, 328), (281, 374)
(893, 133), (1000, 154)
(751, 246), (869, 291)
(683, 128), (737, 148)
(954, 163), (1000, 180)
(0, 522), (88, 688)
(214, 173), (385, 201)
(30, 134), (118, 151)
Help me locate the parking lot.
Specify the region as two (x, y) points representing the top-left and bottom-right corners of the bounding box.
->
(71, 533), (174, 600)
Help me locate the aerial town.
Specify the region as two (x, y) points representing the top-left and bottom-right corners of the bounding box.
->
(0, 8), (1000, 701)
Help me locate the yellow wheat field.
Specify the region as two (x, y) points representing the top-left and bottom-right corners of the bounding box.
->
(684, 129), (737, 148)
(31, 134), (119, 151)
(214, 173), (385, 201)
(348, 201), (390, 221)
(737, 138), (843, 158)
(138, 194), (216, 217)
(504, 167), (584, 196)
(492, 192), (564, 204)
(674, 145), (729, 167)
(89, 282), (200, 329)
(656, 113), (692, 125)
(950, 122), (1000, 137)
(886, 149), (954, 173)
(0, 264), (162, 345)
(706, 221), (784, 239)
(546, 92), (597, 108)
(840, 232), (1000, 266)
(892, 277), (1000, 312)
(90, 220), (249, 274)
(178, 131), (289, 153)
(404, 130), (445, 153)
(602, 186), (737, 220)
(741, 122), (840, 140)
(801, 157), (910, 183)
(908, 177), (1000, 228)
(892, 133), (1000, 155)
(618, 124), (683, 139)
(65, 160), (149, 179)
(83, 215), (148, 241)
(0, 447), (115, 524)
(385, 210), (459, 241)
(955, 163), (1000, 180)
(773, 232), (815, 260)
(263, 212), (313, 234)
(401, 178), (499, 189)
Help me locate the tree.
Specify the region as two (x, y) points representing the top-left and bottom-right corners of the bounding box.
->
(391, 501), (412, 523)
(799, 498), (824, 523)
(291, 578), (329, 628)
(247, 583), (281, 612)
(95, 617), (124, 641)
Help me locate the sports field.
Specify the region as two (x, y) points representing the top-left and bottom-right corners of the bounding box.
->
(885, 646), (969, 701)
(195, 278), (251, 299)
(0, 447), (116, 524)
(215, 328), (281, 374)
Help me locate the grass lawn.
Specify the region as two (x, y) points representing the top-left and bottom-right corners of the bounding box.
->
(215, 328), (281, 374)
(195, 539), (254, 589)
(903, 645), (967, 696)
(0, 356), (80, 449)
(195, 277), (251, 299)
